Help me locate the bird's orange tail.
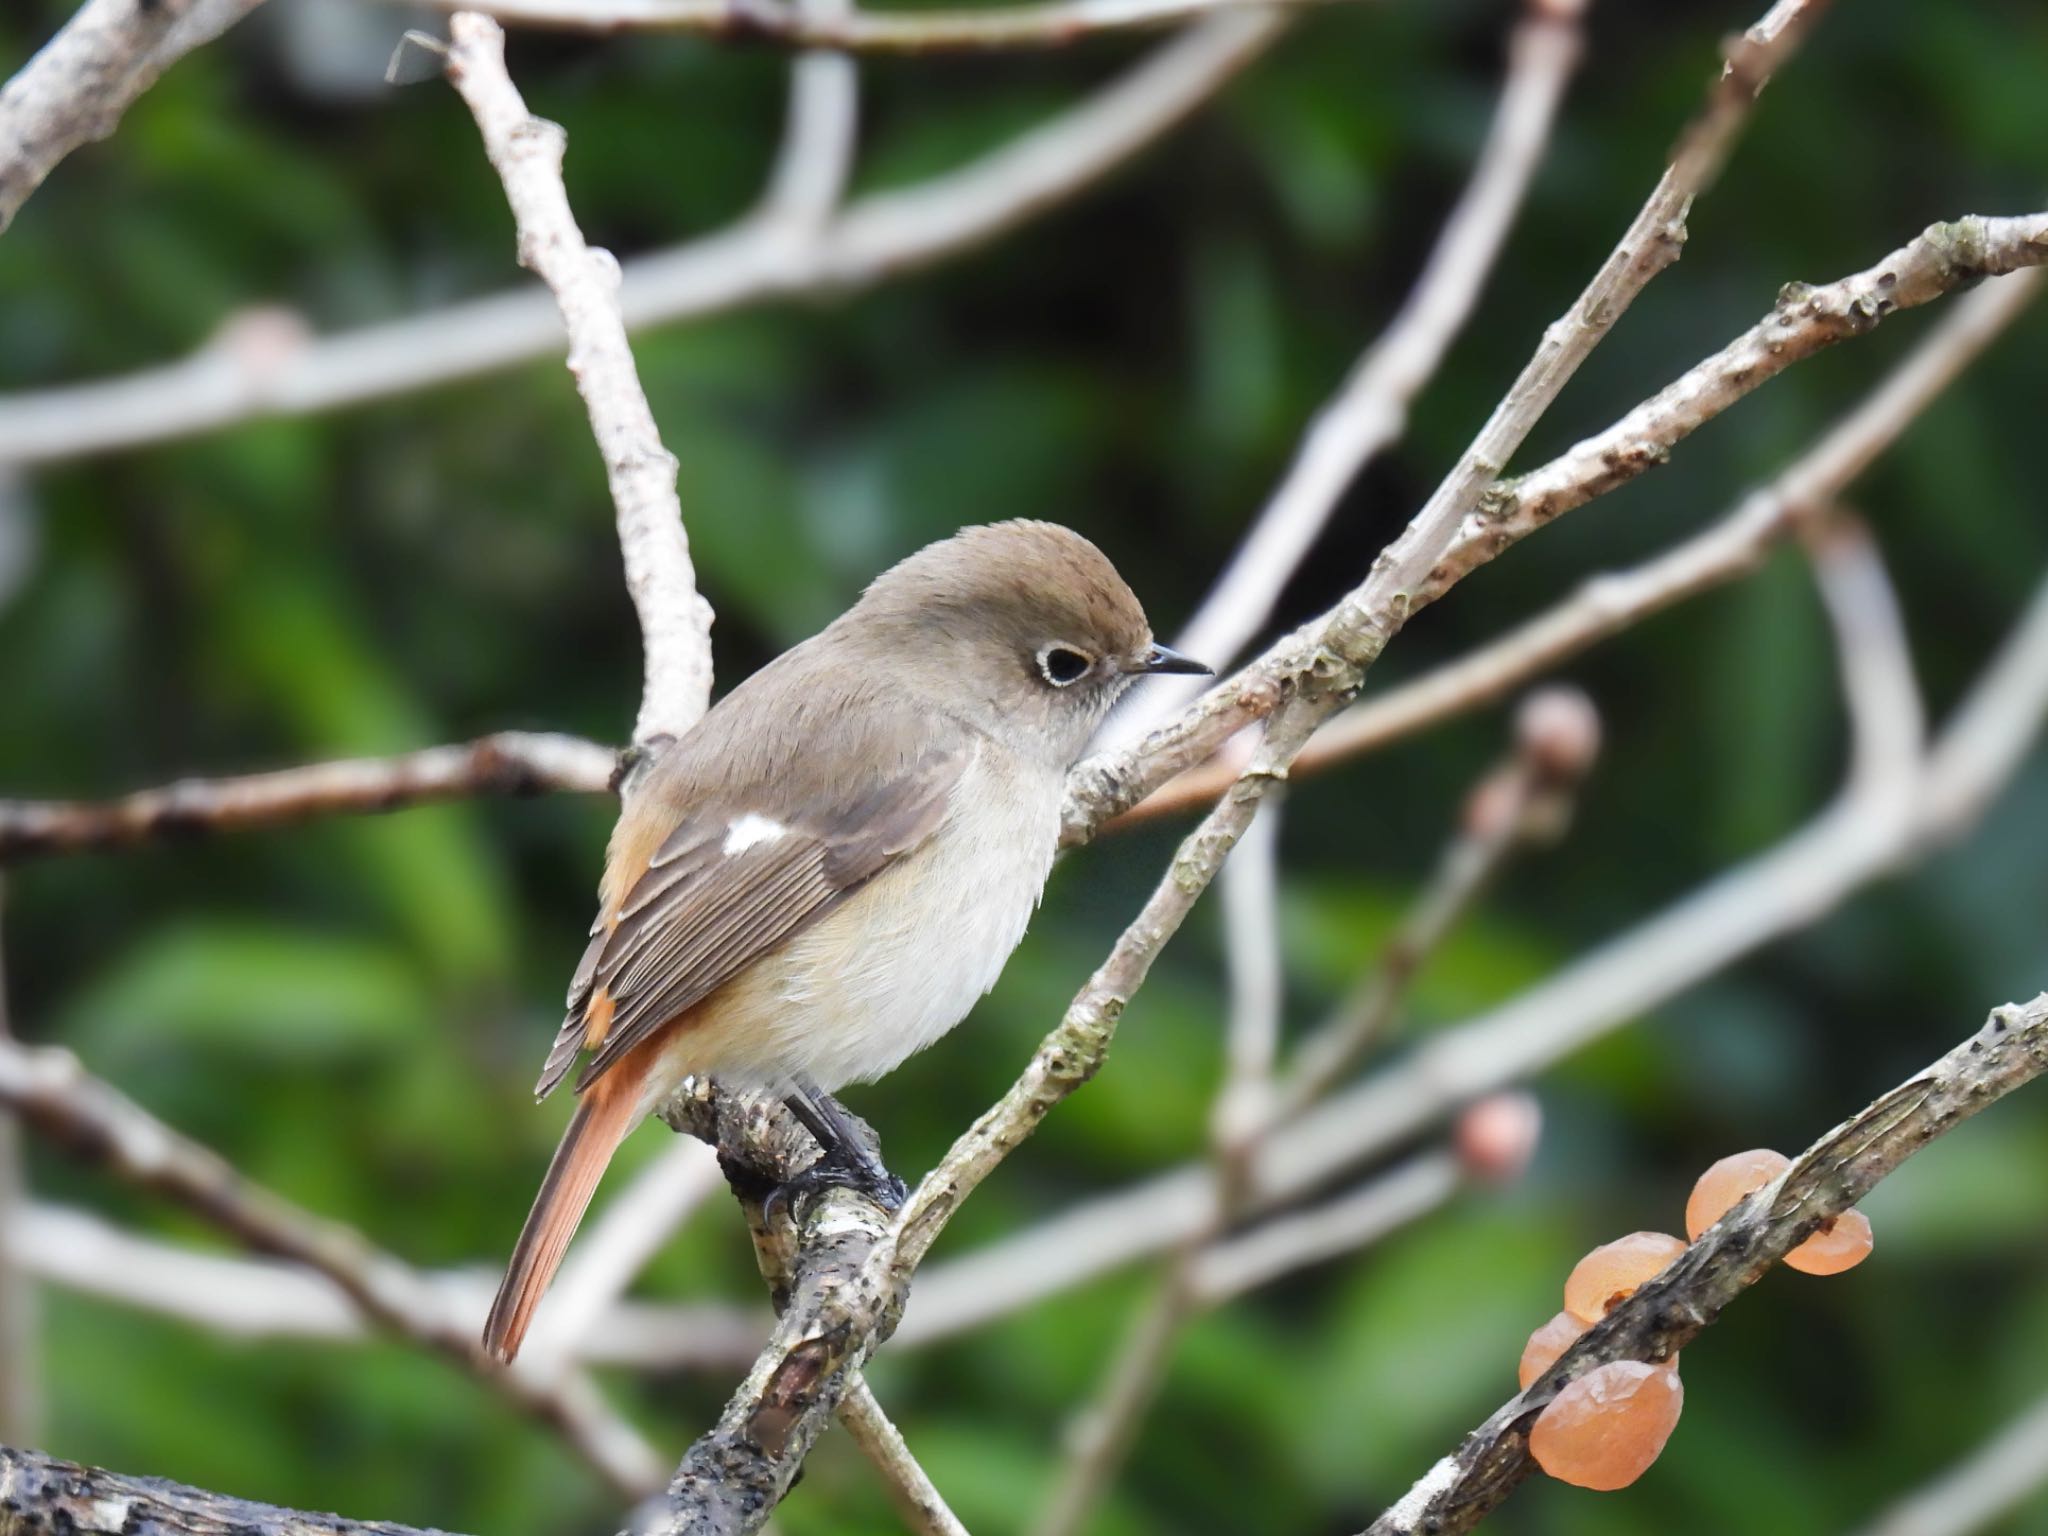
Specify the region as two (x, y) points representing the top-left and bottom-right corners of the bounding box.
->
(483, 1077), (640, 1363)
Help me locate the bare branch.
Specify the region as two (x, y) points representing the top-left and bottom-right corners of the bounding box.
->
(1804, 514), (1923, 804)
(648, 1084), (907, 1536)
(1059, 0), (1835, 843)
(902, 547), (2048, 1349)
(0, 885), (35, 1445)
(0, 0), (267, 234)
(410, 0), (1340, 50)
(1277, 686), (1598, 1114)
(1848, 1391), (2048, 1536)
(1117, 265), (2044, 830)
(0, 14), (1279, 467)
(1914, 568), (2048, 848)
(8, 257), (2031, 870)
(1119, 0), (1584, 737)
(1032, 795), (1287, 1536)
(1, 1200), (766, 1370)
(0, 732), (615, 863)
(835, 1378), (971, 1536)
(445, 13), (714, 743)
(1036, 686), (1582, 1536)
(757, 0), (858, 235)
(1366, 993), (2048, 1536)
(0, 1445), (449, 1536)
(619, 24), (1834, 1511)
(1185, 1149), (1461, 1305)
(0, 1039), (665, 1496)
(1425, 213), (2048, 603)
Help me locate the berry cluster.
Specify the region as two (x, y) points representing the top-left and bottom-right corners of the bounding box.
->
(1518, 1148), (1874, 1491)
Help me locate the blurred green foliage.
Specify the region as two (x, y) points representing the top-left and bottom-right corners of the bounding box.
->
(3, 0), (2047, 1532)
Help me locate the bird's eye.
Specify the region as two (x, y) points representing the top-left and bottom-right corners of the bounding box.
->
(1037, 645), (1093, 687)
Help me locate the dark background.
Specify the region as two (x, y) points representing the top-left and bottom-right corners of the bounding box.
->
(2, 0), (2046, 1531)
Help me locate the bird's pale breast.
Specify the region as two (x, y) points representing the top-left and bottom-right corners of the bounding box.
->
(639, 742), (1063, 1099)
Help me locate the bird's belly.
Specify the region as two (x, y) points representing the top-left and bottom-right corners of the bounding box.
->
(672, 760), (1059, 1094)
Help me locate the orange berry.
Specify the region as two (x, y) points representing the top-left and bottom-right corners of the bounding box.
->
(1685, 1149), (1790, 1239)
(1530, 1361), (1684, 1490)
(1786, 1208), (1873, 1275)
(1563, 1233), (1688, 1324)
(1519, 1310), (1589, 1389)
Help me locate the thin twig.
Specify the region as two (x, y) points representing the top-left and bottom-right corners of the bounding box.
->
(6, 256), (2035, 868)
(757, 0), (858, 234)
(1116, 265), (2044, 830)
(1058, 0), (1837, 845)
(0, 1198), (767, 1369)
(0, 0), (268, 234)
(0, 1038), (665, 1496)
(1122, 0), (1585, 739)
(888, 540), (2048, 1356)
(445, 13), (715, 744)
(1035, 687), (1584, 1536)
(1277, 686), (1598, 1114)
(836, 1378), (972, 1536)
(1423, 213), (2048, 604)
(0, 732), (616, 863)
(1846, 1390), (2048, 1536)
(0, 883), (35, 1445)
(410, 0), (1338, 50)
(0, 14), (1281, 466)
(1366, 993), (2048, 1536)
(1031, 800), (1286, 1536)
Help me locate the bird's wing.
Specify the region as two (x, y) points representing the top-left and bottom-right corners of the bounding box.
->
(534, 741), (968, 1099)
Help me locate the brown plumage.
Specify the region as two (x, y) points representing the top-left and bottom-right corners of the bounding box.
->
(483, 521), (1203, 1362)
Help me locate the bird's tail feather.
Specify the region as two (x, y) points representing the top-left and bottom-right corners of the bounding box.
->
(483, 1079), (639, 1363)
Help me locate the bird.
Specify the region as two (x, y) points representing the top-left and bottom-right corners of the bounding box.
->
(483, 520), (1208, 1362)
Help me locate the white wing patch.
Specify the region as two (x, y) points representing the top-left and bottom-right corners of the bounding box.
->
(721, 813), (788, 856)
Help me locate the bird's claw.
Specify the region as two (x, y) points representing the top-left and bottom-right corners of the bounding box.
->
(762, 1143), (907, 1228)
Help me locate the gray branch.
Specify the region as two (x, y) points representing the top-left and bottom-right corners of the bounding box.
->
(0, 1445), (454, 1536)
(0, 0), (267, 234)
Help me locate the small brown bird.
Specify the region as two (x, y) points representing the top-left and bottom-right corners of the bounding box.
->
(484, 520), (1206, 1361)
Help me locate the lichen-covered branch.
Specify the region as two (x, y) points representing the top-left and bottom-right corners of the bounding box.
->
(445, 13), (714, 744)
(0, 1446), (451, 1536)
(649, 1084), (909, 1536)
(1366, 992), (2048, 1536)
(0, 0), (267, 234)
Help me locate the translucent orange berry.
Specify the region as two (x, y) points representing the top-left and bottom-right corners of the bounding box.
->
(1786, 1208), (1873, 1275)
(1563, 1233), (1688, 1324)
(1685, 1148), (1790, 1239)
(1530, 1361), (1684, 1491)
(1519, 1310), (1589, 1389)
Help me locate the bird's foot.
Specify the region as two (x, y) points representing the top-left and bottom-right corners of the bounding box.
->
(763, 1142), (908, 1226)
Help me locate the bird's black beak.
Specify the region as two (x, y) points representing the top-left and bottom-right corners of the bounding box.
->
(1133, 642), (1212, 677)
